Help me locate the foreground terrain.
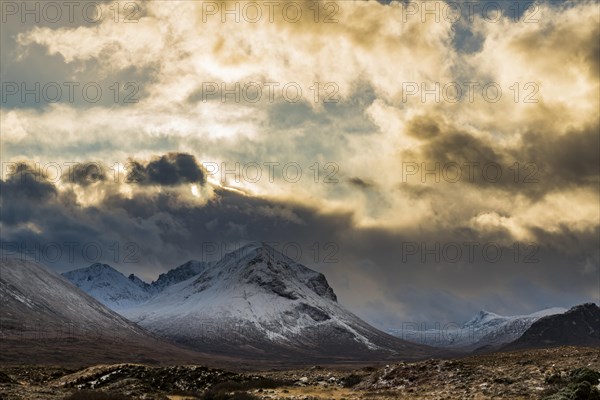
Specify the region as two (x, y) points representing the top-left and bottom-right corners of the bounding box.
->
(0, 347), (598, 399)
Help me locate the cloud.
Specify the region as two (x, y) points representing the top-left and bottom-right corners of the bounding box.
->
(1, 162), (58, 201)
(348, 177), (374, 189)
(62, 162), (108, 186)
(128, 153), (206, 186)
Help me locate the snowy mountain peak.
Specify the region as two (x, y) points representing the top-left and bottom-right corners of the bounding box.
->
(64, 263), (125, 282)
(128, 273), (150, 290)
(464, 310), (503, 327)
(62, 263), (153, 310)
(190, 242), (337, 302)
(217, 242), (291, 268)
(151, 259), (210, 291)
(88, 262), (118, 273)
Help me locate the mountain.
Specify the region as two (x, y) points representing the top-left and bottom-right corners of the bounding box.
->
(121, 243), (436, 361)
(62, 263), (153, 310)
(128, 272), (152, 290)
(0, 258), (208, 365)
(151, 260), (211, 292)
(388, 307), (567, 350)
(62, 261), (212, 310)
(503, 303), (600, 351)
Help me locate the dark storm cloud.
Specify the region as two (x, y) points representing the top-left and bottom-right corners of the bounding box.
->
(101, 187), (352, 256)
(519, 124), (600, 187)
(404, 114), (442, 140)
(400, 114), (600, 200)
(0, 162), (57, 201)
(348, 177), (374, 189)
(396, 183), (435, 200)
(62, 162), (108, 186)
(421, 131), (502, 165)
(127, 153), (206, 186)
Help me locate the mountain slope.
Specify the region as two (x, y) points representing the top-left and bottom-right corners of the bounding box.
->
(503, 303), (600, 351)
(0, 258), (208, 365)
(122, 243), (436, 361)
(388, 307), (567, 350)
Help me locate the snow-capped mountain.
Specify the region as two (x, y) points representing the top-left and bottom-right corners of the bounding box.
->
(0, 258), (203, 364)
(62, 263), (153, 310)
(151, 260), (211, 292)
(120, 243), (434, 360)
(388, 307), (567, 350)
(62, 260), (212, 310)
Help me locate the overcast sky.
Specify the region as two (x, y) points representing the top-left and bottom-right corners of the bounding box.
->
(1, 0), (598, 330)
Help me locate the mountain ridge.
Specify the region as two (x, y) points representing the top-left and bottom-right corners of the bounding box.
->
(62, 259), (213, 310)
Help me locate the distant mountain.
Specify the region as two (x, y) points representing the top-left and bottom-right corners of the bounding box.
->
(62, 260), (212, 310)
(62, 263), (153, 310)
(0, 258), (206, 365)
(503, 303), (600, 351)
(128, 273), (152, 291)
(151, 260), (211, 292)
(388, 307), (567, 350)
(121, 243), (436, 361)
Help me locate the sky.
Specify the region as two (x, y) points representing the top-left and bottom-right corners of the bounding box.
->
(1, 0), (599, 330)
